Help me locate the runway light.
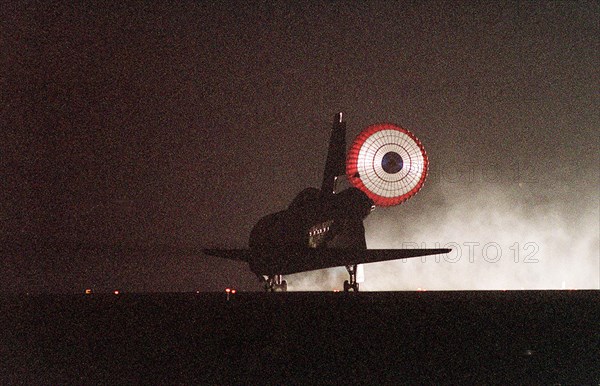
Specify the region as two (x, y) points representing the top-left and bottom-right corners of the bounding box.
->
(114, 290), (120, 295)
(225, 288), (235, 301)
(85, 289), (92, 295)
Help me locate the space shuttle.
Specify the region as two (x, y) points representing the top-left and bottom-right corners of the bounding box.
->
(204, 113), (450, 291)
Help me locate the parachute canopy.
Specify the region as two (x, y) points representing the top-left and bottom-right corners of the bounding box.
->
(346, 123), (428, 207)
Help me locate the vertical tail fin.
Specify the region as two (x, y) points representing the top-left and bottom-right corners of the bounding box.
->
(321, 112), (346, 196)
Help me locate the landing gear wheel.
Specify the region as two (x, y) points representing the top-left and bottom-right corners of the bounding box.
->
(343, 281), (359, 292)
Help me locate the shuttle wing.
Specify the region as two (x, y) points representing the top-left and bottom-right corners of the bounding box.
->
(344, 248), (451, 265)
(205, 247), (451, 276)
(278, 248), (452, 274)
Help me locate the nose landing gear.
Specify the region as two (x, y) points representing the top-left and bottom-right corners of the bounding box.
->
(343, 264), (360, 292)
(264, 274), (287, 292)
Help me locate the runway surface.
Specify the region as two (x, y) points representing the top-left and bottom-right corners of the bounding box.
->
(1, 291), (598, 384)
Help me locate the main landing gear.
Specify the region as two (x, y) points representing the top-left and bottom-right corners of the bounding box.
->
(259, 267), (359, 292)
(264, 274), (287, 292)
(343, 264), (359, 292)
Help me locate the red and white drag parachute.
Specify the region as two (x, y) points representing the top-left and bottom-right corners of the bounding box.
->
(346, 123), (428, 207)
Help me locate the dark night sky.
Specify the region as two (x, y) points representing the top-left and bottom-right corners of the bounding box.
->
(1, 2), (598, 292)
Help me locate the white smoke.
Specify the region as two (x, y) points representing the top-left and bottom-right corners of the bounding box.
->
(288, 179), (599, 291)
